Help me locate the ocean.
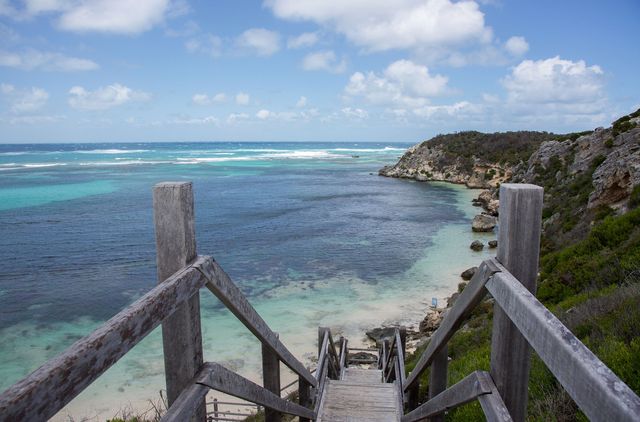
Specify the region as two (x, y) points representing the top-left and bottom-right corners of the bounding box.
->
(0, 142), (494, 420)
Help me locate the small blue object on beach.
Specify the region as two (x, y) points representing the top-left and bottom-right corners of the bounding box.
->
(432, 297), (438, 307)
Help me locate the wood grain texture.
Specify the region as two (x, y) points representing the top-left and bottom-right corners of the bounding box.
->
(487, 268), (640, 422)
(402, 371), (492, 422)
(262, 342), (282, 422)
(199, 258), (316, 387)
(429, 344), (448, 422)
(196, 362), (315, 420)
(404, 259), (500, 391)
(0, 257), (207, 422)
(318, 379), (401, 421)
(298, 376), (312, 422)
(490, 183), (543, 422)
(476, 371), (513, 422)
(153, 181), (205, 420)
(160, 381), (209, 422)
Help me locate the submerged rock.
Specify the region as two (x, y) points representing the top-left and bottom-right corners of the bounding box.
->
(472, 214), (497, 232)
(470, 240), (484, 251)
(461, 266), (478, 280)
(488, 240), (498, 248)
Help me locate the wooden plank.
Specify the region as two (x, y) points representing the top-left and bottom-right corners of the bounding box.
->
(161, 381), (209, 422)
(490, 183), (542, 422)
(314, 354), (330, 415)
(198, 258), (316, 387)
(298, 376), (312, 422)
(196, 362), (315, 420)
(402, 371), (492, 422)
(475, 371), (513, 422)
(395, 329), (406, 390)
(262, 342), (282, 422)
(339, 337), (348, 380)
(486, 269), (640, 421)
(429, 344), (448, 422)
(0, 257), (207, 422)
(153, 181), (205, 421)
(404, 258), (500, 391)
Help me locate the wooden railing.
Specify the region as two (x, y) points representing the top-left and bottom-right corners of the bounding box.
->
(0, 182), (315, 422)
(400, 184), (640, 422)
(313, 327), (342, 414)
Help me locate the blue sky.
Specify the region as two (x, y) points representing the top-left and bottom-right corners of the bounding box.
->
(0, 0), (638, 143)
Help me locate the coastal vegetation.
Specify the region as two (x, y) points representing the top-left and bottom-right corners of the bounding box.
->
(400, 108), (640, 420)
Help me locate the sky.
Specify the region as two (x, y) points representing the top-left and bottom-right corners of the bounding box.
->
(0, 0), (639, 143)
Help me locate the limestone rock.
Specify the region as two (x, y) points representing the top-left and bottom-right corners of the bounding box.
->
(470, 240), (484, 251)
(472, 214), (497, 232)
(419, 310), (443, 334)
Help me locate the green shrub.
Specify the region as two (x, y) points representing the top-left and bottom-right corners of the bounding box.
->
(630, 185), (640, 208)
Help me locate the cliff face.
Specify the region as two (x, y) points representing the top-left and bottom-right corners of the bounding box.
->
(379, 131), (555, 189)
(380, 109), (640, 251)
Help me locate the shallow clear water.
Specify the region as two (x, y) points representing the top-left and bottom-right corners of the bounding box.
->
(0, 142), (495, 420)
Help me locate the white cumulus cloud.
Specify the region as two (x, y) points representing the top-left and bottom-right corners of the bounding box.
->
(287, 32), (319, 49)
(504, 36), (529, 56)
(26, 0), (173, 34)
(296, 96), (307, 108)
(256, 109), (271, 119)
(68, 83), (151, 110)
(341, 107), (368, 119)
(0, 49), (98, 71)
(236, 28), (281, 56)
(192, 92), (226, 105)
(301, 50), (346, 73)
(344, 59), (448, 108)
(266, 0), (492, 52)
(235, 92), (250, 105)
(1, 83), (49, 113)
(502, 56), (604, 104)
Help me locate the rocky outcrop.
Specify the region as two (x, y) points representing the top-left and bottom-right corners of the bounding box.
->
(419, 310), (443, 334)
(378, 131), (553, 188)
(380, 109), (640, 246)
(588, 126), (640, 211)
(488, 240), (498, 248)
(472, 214), (497, 232)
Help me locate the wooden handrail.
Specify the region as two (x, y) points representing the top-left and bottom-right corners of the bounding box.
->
(486, 262), (640, 421)
(0, 256), (209, 421)
(199, 258), (316, 387)
(162, 362), (315, 421)
(402, 371), (511, 422)
(338, 338), (348, 380)
(394, 329), (406, 391)
(403, 258), (500, 392)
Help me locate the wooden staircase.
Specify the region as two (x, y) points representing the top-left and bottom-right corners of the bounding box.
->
(317, 368), (402, 421)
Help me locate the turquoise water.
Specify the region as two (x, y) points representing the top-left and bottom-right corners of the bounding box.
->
(0, 142), (495, 420)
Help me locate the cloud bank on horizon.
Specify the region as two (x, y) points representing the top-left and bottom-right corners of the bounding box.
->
(0, 0), (638, 142)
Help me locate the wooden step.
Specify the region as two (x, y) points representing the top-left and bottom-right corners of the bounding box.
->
(342, 368), (382, 383)
(317, 379), (401, 421)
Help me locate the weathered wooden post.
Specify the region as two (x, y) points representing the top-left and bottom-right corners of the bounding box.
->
(490, 183), (543, 422)
(262, 340), (282, 422)
(153, 182), (205, 421)
(428, 345), (448, 422)
(298, 376), (312, 422)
